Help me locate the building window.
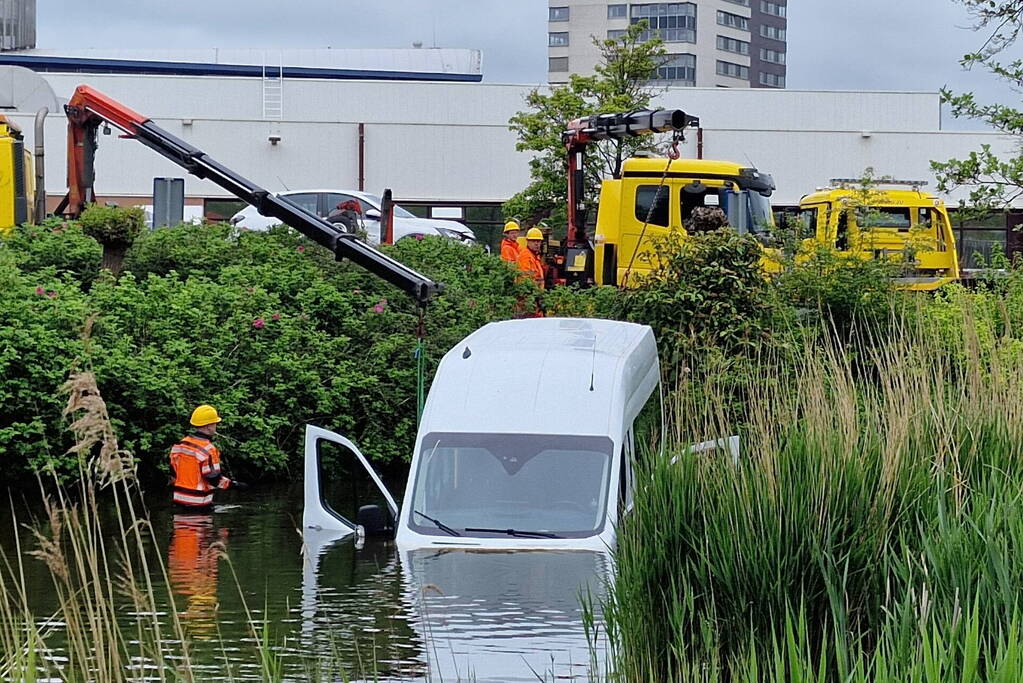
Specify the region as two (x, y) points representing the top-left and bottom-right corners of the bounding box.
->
(758, 72), (785, 87)
(630, 3), (697, 43)
(549, 6), (569, 21)
(608, 29), (627, 39)
(723, 0), (749, 5)
(760, 47), (786, 64)
(717, 60), (750, 80)
(760, 1), (786, 17)
(653, 54), (696, 85)
(549, 32), (569, 47)
(608, 4), (627, 19)
(716, 10), (749, 31)
(717, 35), (750, 55)
(549, 56), (569, 72)
(760, 24), (786, 40)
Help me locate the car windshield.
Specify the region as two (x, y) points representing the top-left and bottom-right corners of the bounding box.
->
(362, 193), (416, 219)
(408, 432), (614, 538)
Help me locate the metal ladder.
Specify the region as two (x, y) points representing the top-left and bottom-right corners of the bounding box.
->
(262, 53), (283, 120)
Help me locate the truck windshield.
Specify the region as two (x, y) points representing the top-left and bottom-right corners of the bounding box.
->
(408, 432), (614, 539)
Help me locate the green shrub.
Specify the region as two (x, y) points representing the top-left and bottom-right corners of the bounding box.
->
(79, 205), (146, 276)
(1, 220), (102, 286)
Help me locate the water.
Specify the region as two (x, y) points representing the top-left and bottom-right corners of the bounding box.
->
(2, 482), (609, 681)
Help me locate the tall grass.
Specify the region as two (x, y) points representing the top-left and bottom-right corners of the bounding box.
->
(602, 310), (1023, 681)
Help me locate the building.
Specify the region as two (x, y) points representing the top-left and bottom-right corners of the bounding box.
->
(547, 0), (786, 89)
(0, 0), (34, 51)
(0, 52), (1017, 261)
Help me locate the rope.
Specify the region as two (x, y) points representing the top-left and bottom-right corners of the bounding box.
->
(621, 132), (684, 288)
(415, 307), (426, 424)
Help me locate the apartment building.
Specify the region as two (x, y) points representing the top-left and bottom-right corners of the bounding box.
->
(548, 0), (786, 88)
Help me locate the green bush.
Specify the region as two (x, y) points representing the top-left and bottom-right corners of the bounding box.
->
(1, 220), (102, 286)
(79, 204), (145, 246)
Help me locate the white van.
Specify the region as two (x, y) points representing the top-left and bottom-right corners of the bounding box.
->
(303, 317), (660, 551)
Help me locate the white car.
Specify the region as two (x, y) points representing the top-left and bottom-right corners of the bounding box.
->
(229, 189), (476, 245)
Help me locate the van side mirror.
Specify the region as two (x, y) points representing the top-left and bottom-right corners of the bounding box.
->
(357, 504), (394, 537)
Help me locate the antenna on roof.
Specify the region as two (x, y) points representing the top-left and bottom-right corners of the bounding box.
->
(589, 334), (597, 392)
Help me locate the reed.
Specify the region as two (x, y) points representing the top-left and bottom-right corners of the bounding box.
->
(602, 310), (1023, 681)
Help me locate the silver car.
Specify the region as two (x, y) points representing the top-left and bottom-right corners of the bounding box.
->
(229, 189), (476, 244)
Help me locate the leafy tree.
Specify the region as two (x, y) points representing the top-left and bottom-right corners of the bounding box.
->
(504, 23), (668, 234)
(932, 1), (1023, 208)
(79, 204), (146, 276)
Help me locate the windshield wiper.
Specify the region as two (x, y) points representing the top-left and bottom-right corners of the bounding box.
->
(413, 509), (461, 537)
(463, 527), (562, 539)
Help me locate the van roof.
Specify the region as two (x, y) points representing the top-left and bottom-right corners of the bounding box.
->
(419, 318), (659, 440)
(801, 187), (943, 207)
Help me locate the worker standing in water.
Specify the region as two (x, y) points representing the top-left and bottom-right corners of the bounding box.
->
(169, 405), (244, 509)
(500, 220), (521, 264)
(516, 227), (546, 290)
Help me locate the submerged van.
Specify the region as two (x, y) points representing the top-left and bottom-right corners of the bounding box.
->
(303, 317), (660, 551)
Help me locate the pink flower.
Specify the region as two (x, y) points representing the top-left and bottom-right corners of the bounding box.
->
(372, 304), (385, 314)
(34, 286), (44, 296)
(46, 291), (57, 298)
(414, 234), (424, 241)
(252, 318), (265, 329)
(271, 313), (281, 321)
(296, 245), (306, 253)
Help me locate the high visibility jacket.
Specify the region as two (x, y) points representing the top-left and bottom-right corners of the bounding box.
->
(170, 434), (230, 507)
(500, 238), (520, 264)
(517, 247), (546, 290)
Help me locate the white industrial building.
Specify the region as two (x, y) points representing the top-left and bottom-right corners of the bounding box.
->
(0, 48), (1016, 257)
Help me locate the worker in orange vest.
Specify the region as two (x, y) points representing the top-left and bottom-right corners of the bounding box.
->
(169, 405), (244, 509)
(500, 220), (521, 264)
(516, 227), (546, 290)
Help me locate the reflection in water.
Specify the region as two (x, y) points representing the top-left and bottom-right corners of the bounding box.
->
(168, 512), (228, 640)
(4, 486), (607, 680)
(302, 529), (609, 681)
(401, 549), (609, 681)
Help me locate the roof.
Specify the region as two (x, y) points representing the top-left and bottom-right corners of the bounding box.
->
(0, 48), (482, 82)
(623, 157), (750, 176)
(800, 187), (943, 207)
(420, 318), (659, 439)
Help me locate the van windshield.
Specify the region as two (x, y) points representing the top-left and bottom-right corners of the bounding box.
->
(362, 193), (417, 219)
(408, 433), (614, 538)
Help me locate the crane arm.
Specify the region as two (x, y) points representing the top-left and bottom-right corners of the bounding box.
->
(58, 85), (441, 305)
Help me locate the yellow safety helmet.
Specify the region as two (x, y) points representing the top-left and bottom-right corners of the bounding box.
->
(525, 227), (544, 240)
(503, 220), (521, 233)
(190, 404), (222, 427)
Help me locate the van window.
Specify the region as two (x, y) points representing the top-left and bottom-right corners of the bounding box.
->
(635, 185), (671, 227)
(282, 192), (319, 215)
(798, 207), (818, 240)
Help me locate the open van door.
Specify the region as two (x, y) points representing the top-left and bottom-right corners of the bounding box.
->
(303, 425), (399, 534)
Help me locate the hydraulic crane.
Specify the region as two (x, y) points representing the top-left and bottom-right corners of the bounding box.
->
(55, 85), (441, 305)
(555, 108), (699, 286)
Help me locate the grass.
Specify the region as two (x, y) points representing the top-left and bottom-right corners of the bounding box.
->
(599, 310), (1023, 681)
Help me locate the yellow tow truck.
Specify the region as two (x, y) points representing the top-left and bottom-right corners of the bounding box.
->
(0, 115), (34, 236)
(550, 109), (776, 287)
(794, 179), (959, 291)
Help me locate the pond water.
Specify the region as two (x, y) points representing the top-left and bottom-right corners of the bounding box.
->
(1, 481), (609, 681)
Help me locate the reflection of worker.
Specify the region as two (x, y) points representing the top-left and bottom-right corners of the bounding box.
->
(168, 513), (227, 640)
(169, 405), (242, 509)
(500, 220), (521, 263)
(516, 227), (546, 290)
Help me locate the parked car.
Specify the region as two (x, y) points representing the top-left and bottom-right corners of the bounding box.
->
(229, 189), (476, 244)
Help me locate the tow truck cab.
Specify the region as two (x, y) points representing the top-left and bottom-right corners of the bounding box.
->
(796, 185), (959, 291)
(304, 318), (660, 552)
(593, 157), (776, 286)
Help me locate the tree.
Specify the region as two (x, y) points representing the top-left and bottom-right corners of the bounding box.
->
(504, 23), (668, 235)
(932, 1), (1023, 209)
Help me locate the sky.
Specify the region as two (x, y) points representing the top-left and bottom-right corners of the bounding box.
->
(37, 0), (1023, 127)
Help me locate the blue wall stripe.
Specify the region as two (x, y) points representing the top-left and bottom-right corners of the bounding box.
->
(0, 54), (482, 82)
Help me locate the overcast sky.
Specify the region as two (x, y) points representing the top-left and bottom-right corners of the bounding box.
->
(38, 1), (1022, 127)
